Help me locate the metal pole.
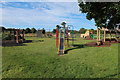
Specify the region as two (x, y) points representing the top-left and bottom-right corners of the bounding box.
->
(63, 27), (65, 54)
(56, 27), (58, 48)
(16, 30), (19, 43)
(68, 25), (74, 47)
(72, 26), (73, 47)
(67, 25), (69, 47)
(58, 29), (61, 54)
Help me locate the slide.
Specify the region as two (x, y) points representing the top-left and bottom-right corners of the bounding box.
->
(59, 38), (64, 55)
(90, 34), (94, 39)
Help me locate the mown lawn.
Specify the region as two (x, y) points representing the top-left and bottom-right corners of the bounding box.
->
(2, 37), (119, 78)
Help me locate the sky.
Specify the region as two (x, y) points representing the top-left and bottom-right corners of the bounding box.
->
(0, 2), (97, 31)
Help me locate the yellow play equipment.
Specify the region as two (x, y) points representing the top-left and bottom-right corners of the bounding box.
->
(96, 26), (120, 46)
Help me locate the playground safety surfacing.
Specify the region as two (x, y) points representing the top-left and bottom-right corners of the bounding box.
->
(85, 39), (120, 47)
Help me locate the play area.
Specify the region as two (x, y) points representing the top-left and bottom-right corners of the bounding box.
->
(55, 23), (120, 56)
(2, 36), (119, 78)
(2, 23), (120, 78)
(85, 26), (120, 47)
(1, 22), (120, 78)
(1, 1), (120, 79)
(1, 23), (120, 78)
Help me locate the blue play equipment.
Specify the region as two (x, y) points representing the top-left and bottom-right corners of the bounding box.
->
(56, 25), (74, 55)
(59, 38), (64, 54)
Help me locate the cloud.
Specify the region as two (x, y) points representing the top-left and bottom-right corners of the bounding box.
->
(0, 2), (96, 30)
(0, 8), (2, 25)
(0, 0), (78, 2)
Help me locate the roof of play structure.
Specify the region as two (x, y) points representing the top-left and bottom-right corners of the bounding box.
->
(4, 29), (23, 31)
(100, 27), (120, 32)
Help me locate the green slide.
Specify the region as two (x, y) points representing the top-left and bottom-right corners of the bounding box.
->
(90, 34), (94, 39)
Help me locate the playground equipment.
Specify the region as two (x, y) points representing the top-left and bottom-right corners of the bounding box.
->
(96, 26), (120, 46)
(3, 29), (25, 43)
(56, 25), (74, 55)
(37, 29), (53, 38)
(37, 30), (42, 38)
(81, 30), (94, 40)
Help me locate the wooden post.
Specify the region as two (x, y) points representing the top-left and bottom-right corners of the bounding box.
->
(22, 31), (24, 42)
(110, 31), (111, 42)
(97, 27), (98, 42)
(16, 30), (19, 43)
(56, 27), (58, 48)
(104, 30), (106, 42)
(115, 32), (118, 42)
(99, 29), (101, 41)
(11, 31), (15, 41)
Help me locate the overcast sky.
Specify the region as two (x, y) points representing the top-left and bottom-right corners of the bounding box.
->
(0, 2), (97, 31)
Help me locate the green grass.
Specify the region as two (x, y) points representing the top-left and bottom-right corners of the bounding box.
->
(2, 37), (119, 78)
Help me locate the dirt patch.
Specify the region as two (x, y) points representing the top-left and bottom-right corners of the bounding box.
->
(85, 39), (120, 47)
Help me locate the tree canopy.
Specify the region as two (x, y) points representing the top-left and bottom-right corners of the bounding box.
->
(52, 29), (56, 34)
(61, 22), (66, 27)
(0, 27), (6, 32)
(79, 28), (87, 34)
(78, 2), (120, 29)
(25, 28), (31, 34)
(56, 25), (60, 28)
(31, 28), (36, 33)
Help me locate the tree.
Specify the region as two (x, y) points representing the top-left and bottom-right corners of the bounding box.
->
(25, 28), (31, 34)
(89, 29), (94, 33)
(90, 29), (94, 31)
(73, 30), (79, 34)
(61, 22), (66, 28)
(79, 28), (87, 34)
(0, 26), (6, 32)
(93, 30), (97, 34)
(78, 2), (120, 29)
(42, 28), (45, 34)
(31, 28), (36, 33)
(52, 29), (56, 34)
(56, 25), (60, 28)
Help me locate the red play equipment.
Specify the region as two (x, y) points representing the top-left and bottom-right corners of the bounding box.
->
(56, 25), (70, 48)
(56, 25), (74, 55)
(67, 25), (69, 47)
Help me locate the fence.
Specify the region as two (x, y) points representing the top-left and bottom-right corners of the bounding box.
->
(24, 33), (37, 37)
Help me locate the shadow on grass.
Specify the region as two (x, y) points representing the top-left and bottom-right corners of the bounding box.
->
(64, 44), (85, 54)
(24, 40), (44, 43)
(2, 42), (26, 47)
(24, 40), (33, 43)
(35, 40), (44, 42)
(103, 72), (120, 78)
(2, 40), (44, 47)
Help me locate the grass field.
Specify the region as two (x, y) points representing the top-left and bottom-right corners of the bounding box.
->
(2, 37), (119, 78)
